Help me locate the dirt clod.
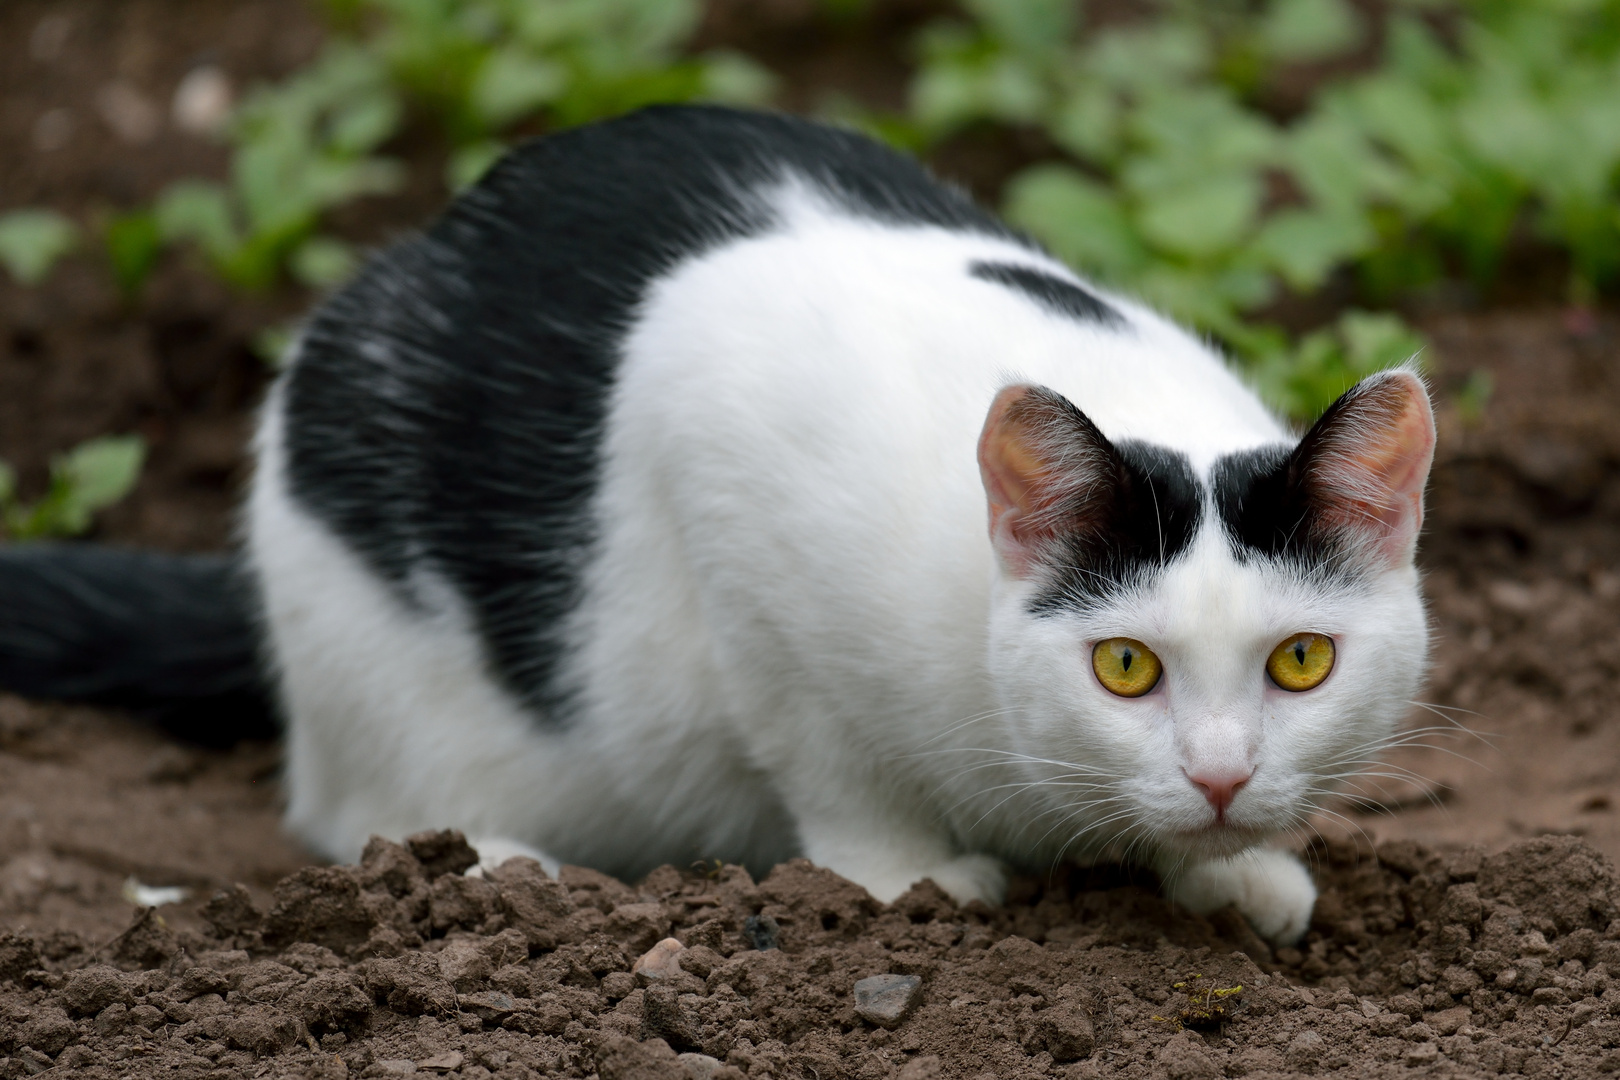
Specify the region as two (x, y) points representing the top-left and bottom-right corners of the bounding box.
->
(406, 829), (480, 880)
(6, 832), (1603, 1075)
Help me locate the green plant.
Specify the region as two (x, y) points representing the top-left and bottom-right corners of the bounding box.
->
(0, 435), (147, 541)
(0, 209), (80, 286)
(1248, 310), (1427, 421)
(340, 0), (774, 189)
(150, 44), (407, 293)
(900, 0), (1620, 418)
(92, 0), (773, 298)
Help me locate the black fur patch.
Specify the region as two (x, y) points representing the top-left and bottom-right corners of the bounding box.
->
(1032, 440), (1203, 613)
(1211, 444), (1349, 574)
(281, 106), (1020, 720)
(969, 261), (1127, 330)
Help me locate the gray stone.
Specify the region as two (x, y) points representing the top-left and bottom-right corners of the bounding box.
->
(677, 1052), (740, 1080)
(852, 973), (922, 1028)
(457, 989), (521, 1021)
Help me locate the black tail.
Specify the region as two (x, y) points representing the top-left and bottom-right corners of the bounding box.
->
(0, 545), (277, 746)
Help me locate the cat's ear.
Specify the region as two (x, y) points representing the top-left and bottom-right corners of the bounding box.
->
(1293, 369), (1435, 567)
(977, 384), (1120, 577)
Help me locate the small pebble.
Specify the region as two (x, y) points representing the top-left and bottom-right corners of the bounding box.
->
(419, 1050), (463, 1072)
(633, 937), (685, 981)
(96, 81), (161, 144)
(677, 1051), (730, 1079)
(853, 974), (922, 1028)
(172, 66), (233, 134)
(456, 990), (518, 1020)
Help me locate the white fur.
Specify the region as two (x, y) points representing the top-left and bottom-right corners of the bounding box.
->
(248, 181), (1428, 944)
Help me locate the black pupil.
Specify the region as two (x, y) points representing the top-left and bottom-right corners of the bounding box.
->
(1293, 641), (1306, 665)
(1121, 648), (1133, 672)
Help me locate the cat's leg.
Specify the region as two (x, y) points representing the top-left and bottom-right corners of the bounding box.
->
(1156, 846), (1316, 946)
(776, 779), (1009, 905)
(466, 837), (562, 879)
(802, 822), (1009, 907)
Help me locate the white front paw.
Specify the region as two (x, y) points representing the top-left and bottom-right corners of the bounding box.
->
(466, 836), (561, 878)
(841, 852), (1010, 906)
(922, 853), (1010, 907)
(1164, 848), (1316, 946)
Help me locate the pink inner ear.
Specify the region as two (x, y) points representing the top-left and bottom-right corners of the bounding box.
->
(978, 385), (1053, 577)
(977, 383), (1114, 578)
(1307, 371), (1436, 565)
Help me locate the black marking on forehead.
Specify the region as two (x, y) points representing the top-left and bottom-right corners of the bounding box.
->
(1031, 441), (1202, 614)
(969, 260), (1128, 330)
(1211, 444), (1342, 569)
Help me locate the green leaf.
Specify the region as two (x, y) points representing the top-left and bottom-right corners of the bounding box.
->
(964, 0), (1074, 56)
(700, 50), (776, 106)
(1339, 309), (1426, 370)
(329, 91), (404, 155)
(1252, 208), (1376, 291)
(7, 435), (147, 540)
(252, 320), (301, 369)
(1002, 165), (1148, 279)
(447, 139), (508, 191)
(0, 209), (79, 286)
(104, 212), (164, 296)
(1049, 84), (1121, 161)
(1086, 23), (1212, 92)
(1249, 310), (1426, 420)
(470, 47), (568, 128)
(1134, 173), (1263, 259)
(57, 436), (147, 518)
(1285, 109), (1409, 214)
(289, 235), (358, 288)
(1259, 0), (1365, 63)
(156, 182), (241, 262)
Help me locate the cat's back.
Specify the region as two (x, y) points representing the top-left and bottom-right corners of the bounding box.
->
(267, 105), (1285, 716)
(270, 106), (1025, 713)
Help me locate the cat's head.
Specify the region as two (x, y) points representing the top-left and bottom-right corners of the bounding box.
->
(976, 370), (1435, 866)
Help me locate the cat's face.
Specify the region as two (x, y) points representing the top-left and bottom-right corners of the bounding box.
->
(976, 371), (1435, 865)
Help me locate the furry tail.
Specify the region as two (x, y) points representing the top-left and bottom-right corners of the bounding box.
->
(0, 545), (276, 745)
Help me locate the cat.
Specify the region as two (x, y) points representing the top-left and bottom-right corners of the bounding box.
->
(0, 106), (1434, 946)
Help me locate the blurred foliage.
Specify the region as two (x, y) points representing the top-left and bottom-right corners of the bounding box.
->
(0, 209), (80, 286)
(110, 0), (772, 298)
(898, 0), (1620, 416)
(0, 436), (147, 541)
(9, 0), (1620, 422)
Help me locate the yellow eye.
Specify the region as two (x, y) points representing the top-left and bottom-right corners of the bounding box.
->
(1266, 633), (1335, 692)
(1092, 638), (1162, 698)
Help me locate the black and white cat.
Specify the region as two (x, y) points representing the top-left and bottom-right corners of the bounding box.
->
(0, 106), (1435, 945)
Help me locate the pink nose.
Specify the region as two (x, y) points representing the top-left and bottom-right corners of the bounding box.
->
(1186, 769), (1253, 822)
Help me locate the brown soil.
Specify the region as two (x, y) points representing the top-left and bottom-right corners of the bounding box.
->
(4, 829), (1620, 1079)
(5, 3), (1620, 1078)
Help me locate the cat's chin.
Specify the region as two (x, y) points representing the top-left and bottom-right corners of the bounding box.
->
(1159, 822), (1272, 863)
